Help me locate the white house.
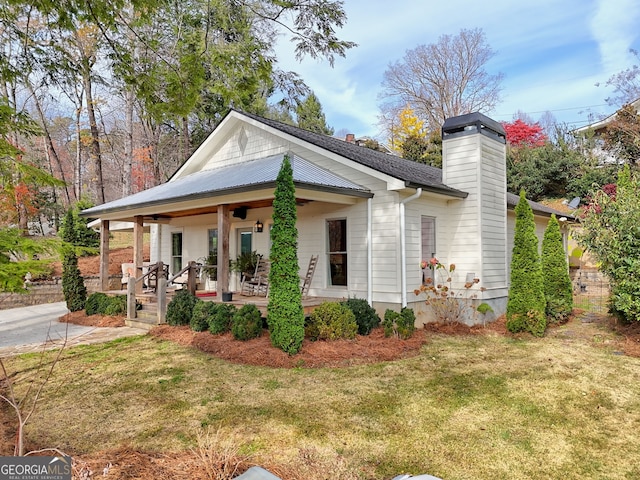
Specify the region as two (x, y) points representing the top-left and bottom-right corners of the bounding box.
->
(81, 110), (569, 325)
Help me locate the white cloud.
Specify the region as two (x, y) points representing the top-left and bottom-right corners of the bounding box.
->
(590, 0), (640, 75)
(273, 0), (640, 135)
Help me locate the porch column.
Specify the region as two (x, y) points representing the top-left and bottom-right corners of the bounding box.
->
(133, 215), (144, 294)
(217, 205), (230, 295)
(99, 219), (110, 291)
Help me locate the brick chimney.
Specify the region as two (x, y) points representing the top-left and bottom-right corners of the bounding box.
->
(345, 133), (355, 143)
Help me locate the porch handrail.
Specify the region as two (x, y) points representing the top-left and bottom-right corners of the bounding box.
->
(167, 260), (201, 294)
(126, 260), (199, 325)
(134, 262), (168, 292)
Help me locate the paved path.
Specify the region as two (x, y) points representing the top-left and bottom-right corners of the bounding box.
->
(0, 302), (146, 356)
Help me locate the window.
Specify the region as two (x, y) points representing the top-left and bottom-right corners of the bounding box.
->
(421, 216), (436, 285)
(171, 232), (183, 276)
(327, 219), (347, 286)
(208, 229), (218, 255)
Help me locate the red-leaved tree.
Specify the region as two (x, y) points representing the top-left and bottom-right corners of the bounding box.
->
(502, 119), (547, 147)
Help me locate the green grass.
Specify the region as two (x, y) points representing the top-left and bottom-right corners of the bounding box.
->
(3, 328), (640, 479)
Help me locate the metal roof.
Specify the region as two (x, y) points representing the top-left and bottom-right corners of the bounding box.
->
(81, 153), (371, 217)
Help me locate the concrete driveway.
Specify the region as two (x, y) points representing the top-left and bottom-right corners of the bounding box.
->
(0, 302), (146, 356)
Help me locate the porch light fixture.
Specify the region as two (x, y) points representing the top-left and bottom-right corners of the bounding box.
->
(254, 220), (264, 233)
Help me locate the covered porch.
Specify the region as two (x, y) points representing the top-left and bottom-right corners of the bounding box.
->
(81, 154), (373, 326)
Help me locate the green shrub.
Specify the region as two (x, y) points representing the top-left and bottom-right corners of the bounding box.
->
(191, 300), (214, 332)
(232, 304), (263, 340)
(341, 297), (380, 335)
(306, 302), (357, 341)
(267, 155), (305, 354)
(166, 289), (197, 326)
(85, 292), (126, 316)
(506, 310), (547, 338)
(209, 303), (237, 334)
(383, 308), (416, 340)
(61, 248), (86, 312)
(60, 201), (100, 249)
(542, 214), (573, 323)
(103, 295), (126, 316)
(506, 191), (546, 336)
(85, 292), (109, 316)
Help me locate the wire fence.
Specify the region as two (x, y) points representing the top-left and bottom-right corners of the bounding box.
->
(571, 269), (610, 314)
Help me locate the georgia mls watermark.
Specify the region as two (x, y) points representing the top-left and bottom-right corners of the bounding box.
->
(0, 456), (71, 480)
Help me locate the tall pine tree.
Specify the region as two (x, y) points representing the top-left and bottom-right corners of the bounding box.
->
(295, 92), (334, 135)
(506, 191), (546, 336)
(267, 155), (305, 354)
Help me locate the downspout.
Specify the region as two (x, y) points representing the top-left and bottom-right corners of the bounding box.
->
(367, 197), (373, 305)
(400, 188), (423, 307)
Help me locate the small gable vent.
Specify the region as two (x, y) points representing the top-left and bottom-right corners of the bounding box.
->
(238, 127), (248, 153)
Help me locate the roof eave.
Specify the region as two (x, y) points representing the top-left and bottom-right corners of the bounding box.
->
(80, 181), (372, 218)
(405, 182), (469, 199)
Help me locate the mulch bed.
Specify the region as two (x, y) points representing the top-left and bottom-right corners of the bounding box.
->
(150, 325), (430, 368)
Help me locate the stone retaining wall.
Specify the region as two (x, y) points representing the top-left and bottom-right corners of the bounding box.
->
(0, 275), (123, 310)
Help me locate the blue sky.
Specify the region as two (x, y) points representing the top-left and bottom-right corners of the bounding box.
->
(274, 0), (640, 139)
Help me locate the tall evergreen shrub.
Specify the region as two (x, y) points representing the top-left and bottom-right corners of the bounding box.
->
(506, 191), (546, 336)
(61, 209), (86, 312)
(267, 155), (305, 354)
(541, 214), (573, 323)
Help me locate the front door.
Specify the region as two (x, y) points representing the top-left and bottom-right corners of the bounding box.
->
(238, 228), (252, 256)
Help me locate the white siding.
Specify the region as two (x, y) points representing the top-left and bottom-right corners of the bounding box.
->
(440, 132), (508, 301)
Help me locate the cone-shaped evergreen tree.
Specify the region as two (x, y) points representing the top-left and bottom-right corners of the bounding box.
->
(506, 191), (546, 336)
(542, 214), (573, 322)
(61, 209), (87, 312)
(267, 155), (305, 354)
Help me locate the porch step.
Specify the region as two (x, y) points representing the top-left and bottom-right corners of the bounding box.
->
(126, 316), (160, 330)
(126, 302), (162, 331)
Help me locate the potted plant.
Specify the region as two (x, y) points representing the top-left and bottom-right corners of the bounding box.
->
(231, 251), (259, 280)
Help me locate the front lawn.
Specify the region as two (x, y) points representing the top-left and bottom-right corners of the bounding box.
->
(2, 315), (640, 479)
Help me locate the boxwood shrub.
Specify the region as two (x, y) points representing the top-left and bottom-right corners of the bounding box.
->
(190, 300), (214, 332)
(306, 301), (357, 341)
(166, 289), (197, 326)
(341, 297), (380, 335)
(231, 304), (263, 340)
(85, 292), (109, 316)
(85, 292), (126, 316)
(209, 303), (237, 334)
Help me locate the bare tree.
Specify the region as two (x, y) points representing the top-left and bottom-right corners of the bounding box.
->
(379, 28), (504, 132)
(600, 49), (640, 107)
(0, 333), (67, 456)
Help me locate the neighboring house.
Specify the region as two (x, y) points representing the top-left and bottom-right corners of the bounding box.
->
(574, 97), (640, 164)
(81, 110), (570, 325)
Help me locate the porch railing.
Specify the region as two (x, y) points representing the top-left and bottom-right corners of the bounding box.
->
(126, 260), (201, 324)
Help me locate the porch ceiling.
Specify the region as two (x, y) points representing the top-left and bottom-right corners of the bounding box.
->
(80, 153), (372, 221)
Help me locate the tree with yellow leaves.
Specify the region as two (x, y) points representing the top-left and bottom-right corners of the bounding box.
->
(389, 105), (442, 167)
